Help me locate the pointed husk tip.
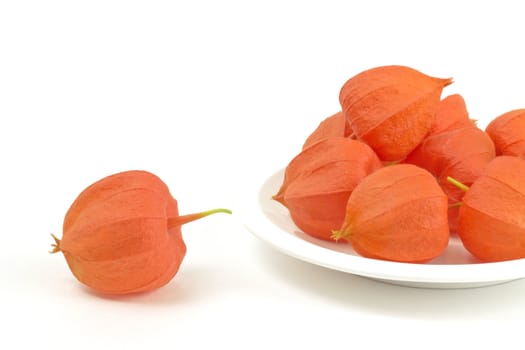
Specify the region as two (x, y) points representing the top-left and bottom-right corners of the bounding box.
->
(271, 193), (285, 205)
(442, 77), (454, 87)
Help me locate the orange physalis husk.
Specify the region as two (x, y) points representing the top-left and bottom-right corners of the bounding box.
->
(485, 109), (525, 158)
(302, 111), (353, 149)
(50, 170), (231, 295)
(273, 137), (382, 241)
(430, 94), (475, 135)
(332, 164), (449, 263)
(454, 156), (525, 262)
(274, 136), (376, 202)
(339, 65), (452, 162)
(404, 126), (495, 232)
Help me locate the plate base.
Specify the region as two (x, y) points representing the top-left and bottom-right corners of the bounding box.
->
(370, 277), (519, 289)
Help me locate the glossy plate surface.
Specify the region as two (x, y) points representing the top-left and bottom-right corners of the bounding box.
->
(237, 168), (525, 288)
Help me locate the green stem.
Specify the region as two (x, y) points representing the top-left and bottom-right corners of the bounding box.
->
(168, 208), (232, 228)
(446, 176), (470, 192)
(383, 160), (401, 166)
(448, 201), (463, 208)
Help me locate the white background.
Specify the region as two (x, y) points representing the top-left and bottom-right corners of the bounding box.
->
(2, 1), (525, 349)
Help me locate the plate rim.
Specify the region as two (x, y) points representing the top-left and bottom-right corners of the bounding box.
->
(235, 167), (525, 286)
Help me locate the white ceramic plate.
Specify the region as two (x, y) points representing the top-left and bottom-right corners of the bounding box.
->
(236, 168), (525, 289)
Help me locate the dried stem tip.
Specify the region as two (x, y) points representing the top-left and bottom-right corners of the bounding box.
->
(49, 233), (61, 254)
(331, 226), (350, 242)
